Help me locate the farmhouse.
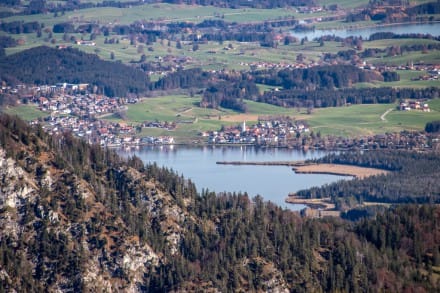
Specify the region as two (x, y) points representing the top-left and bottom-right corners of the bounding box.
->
(399, 100), (430, 112)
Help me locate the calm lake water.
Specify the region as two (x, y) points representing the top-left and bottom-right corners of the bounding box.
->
(292, 22), (440, 40)
(118, 146), (349, 211)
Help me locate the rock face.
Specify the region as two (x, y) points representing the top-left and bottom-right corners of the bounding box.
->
(2, 114), (438, 292)
(0, 143), (189, 291)
(0, 148), (35, 209)
(0, 114), (196, 291)
(0, 148), (36, 242)
(0, 116), (292, 292)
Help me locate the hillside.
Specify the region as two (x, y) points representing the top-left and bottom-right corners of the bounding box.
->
(0, 46), (150, 97)
(0, 113), (439, 292)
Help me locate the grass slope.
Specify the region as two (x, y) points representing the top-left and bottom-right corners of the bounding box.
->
(3, 104), (47, 121)
(103, 95), (294, 142)
(104, 95), (440, 139)
(3, 3), (296, 26)
(4, 97), (439, 141)
(304, 102), (440, 136)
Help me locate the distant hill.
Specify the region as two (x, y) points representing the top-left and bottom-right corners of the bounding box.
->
(0, 113), (439, 292)
(0, 46), (150, 97)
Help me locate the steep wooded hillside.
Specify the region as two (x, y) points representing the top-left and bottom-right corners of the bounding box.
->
(0, 114), (439, 292)
(0, 46), (150, 97)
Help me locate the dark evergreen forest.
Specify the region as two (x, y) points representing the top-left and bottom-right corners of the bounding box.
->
(252, 65), (383, 89)
(1, 46), (439, 112)
(0, 114), (439, 291)
(0, 46), (150, 97)
(258, 87), (440, 108)
(425, 120), (440, 133)
(295, 151), (440, 208)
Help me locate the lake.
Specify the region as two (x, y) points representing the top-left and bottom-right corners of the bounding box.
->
(292, 22), (440, 40)
(118, 146), (349, 211)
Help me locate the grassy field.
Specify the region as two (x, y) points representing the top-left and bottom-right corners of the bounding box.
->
(5, 25), (440, 75)
(364, 38), (440, 50)
(3, 104), (48, 121)
(428, 98), (440, 112)
(103, 95), (294, 141)
(355, 68), (440, 89)
(102, 95), (440, 139)
(2, 1), (440, 74)
(3, 96), (439, 141)
(303, 101), (440, 136)
(367, 50), (440, 66)
(2, 3), (296, 26)
(317, 0), (368, 9)
(2, 1), (440, 140)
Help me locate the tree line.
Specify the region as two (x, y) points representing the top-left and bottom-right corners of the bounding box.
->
(0, 113), (439, 291)
(2, 46), (439, 112)
(346, 1), (440, 23)
(2, 0), (315, 17)
(295, 150), (440, 208)
(425, 120), (440, 133)
(258, 87), (440, 109)
(0, 46), (150, 97)
(252, 65), (383, 90)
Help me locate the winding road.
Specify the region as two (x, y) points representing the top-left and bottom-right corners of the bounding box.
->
(380, 108), (393, 122)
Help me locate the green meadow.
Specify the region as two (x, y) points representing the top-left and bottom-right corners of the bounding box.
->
(103, 95), (294, 141)
(3, 104), (48, 121)
(2, 1), (440, 75)
(3, 3), (296, 26)
(303, 101), (440, 136)
(2, 1), (440, 141)
(355, 69), (440, 89)
(102, 95), (440, 139)
(4, 96), (439, 141)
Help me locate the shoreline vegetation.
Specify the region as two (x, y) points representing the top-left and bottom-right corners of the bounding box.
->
(291, 163), (389, 179)
(315, 20), (440, 31)
(216, 161), (389, 178)
(287, 163), (390, 215)
(217, 160), (390, 215)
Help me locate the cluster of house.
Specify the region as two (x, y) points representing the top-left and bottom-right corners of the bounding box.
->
(202, 118), (309, 145)
(35, 93), (125, 117)
(241, 61), (317, 70)
(399, 100), (430, 112)
(37, 115), (175, 147)
(13, 82), (177, 147)
(141, 120), (176, 130)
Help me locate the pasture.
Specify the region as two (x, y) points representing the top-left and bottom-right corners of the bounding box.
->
(103, 95), (294, 141)
(303, 101), (440, 136)
(103, 95), (440, 139)
(2, 3), (296, 26)
(3, 104), (48, 121)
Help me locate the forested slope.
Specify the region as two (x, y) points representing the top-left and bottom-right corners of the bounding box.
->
(0, 46), (150, 97)
(0, 114), (439, 292)
(296, 151), (440, 208)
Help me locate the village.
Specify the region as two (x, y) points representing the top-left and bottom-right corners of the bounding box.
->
(2, 82), (174, 147)
(204, 119), (309, 145)
(2, 81), (438, 151)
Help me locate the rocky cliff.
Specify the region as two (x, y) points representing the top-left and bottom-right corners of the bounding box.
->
(0, 114), (438, 292)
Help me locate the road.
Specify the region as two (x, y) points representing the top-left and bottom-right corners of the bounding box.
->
(380, 108), (393, 122)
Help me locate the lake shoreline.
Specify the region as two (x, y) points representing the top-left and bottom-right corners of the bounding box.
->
(315, 20), (440, 32)
(291, 163), (389, 179)
(217, 161), (389, 179)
